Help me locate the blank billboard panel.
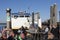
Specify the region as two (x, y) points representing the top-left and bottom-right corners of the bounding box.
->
(11, 17), (30, 29)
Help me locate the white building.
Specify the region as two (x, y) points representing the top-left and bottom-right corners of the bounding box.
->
(11, 12), (42, 29)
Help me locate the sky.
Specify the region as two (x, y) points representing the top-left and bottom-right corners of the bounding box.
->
(0, 0), (60, 23)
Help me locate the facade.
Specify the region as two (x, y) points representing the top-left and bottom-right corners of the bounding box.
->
(50, 3), (57, 27)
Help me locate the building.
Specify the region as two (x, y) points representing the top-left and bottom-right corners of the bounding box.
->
(11, 12), (30, 29)
(6, 8), (11, 29)
(0, 23), (6, 31)
(50, 3), (57, 28)
(9, 11), (42, 29)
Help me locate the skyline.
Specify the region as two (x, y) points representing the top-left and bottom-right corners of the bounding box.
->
(0, 0), (60, 23)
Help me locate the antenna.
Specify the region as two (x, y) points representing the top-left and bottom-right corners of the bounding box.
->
(59, 11), (60, 22)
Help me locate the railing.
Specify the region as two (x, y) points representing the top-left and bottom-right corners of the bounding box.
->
(32, 33), (48, 40)
(26, 30), (48, 40)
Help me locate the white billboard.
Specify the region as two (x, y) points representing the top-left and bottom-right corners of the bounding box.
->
(11, 17), (30, 29)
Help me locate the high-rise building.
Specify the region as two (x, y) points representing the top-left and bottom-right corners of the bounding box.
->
(6, 8), (11, 29)
(50, 3), (57, 27)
